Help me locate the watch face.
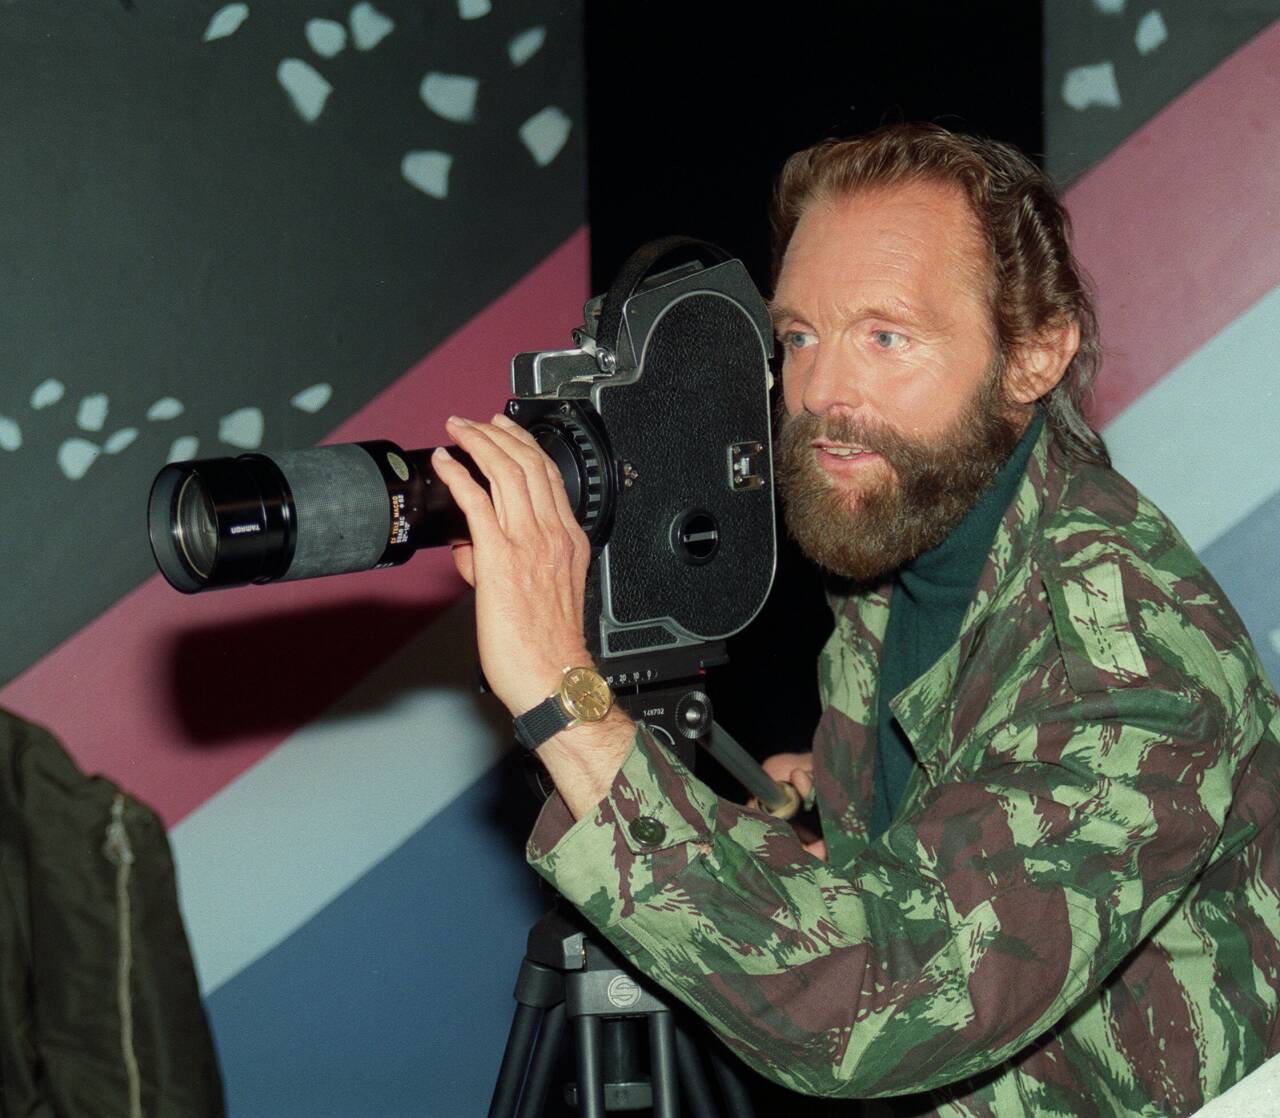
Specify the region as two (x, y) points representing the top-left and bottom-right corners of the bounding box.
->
(560, 667), (613, 722)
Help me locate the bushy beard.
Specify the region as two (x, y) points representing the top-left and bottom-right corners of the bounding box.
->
(775, 368), (1023, 583)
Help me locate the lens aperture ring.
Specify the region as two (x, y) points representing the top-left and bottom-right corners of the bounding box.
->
(559, 415), (605, 538)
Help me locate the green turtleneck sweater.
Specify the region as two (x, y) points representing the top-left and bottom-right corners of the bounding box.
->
(869, 411), (1045, 841)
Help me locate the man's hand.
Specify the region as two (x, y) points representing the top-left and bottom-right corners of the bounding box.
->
(761, 751), (827, 860)
(432, 413), (590, 714)
(432, 413), (634, 818)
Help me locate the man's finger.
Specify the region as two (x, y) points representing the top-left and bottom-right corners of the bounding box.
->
(761, 751), (812, 782)
(449, 542), (477, 587)
(444, 418), (534, 535)
(789, 768), (814, 797)
(432, 446), (502, 546)
(475, 414), (561, 516)
(493, 413), (582, 536)
(472, 418), (587, 571)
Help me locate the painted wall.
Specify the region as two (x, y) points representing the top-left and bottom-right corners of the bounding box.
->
(1050, 13), (1280, 1103)
(0, 1), (585, 1113)
(5, 2), (1272, 1113)
(1046, 3), (1280, 692)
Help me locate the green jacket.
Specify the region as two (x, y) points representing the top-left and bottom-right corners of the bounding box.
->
(528, 427), (1280, 1116)
(0, 710), (224, 1117)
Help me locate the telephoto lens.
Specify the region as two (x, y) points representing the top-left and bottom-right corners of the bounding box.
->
(148, 441), (474, 593)
(147, 410), (609, 593)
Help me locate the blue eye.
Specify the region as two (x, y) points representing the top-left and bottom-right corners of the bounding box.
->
(873, 331), (907, 349)
(782, 330), (817, 351)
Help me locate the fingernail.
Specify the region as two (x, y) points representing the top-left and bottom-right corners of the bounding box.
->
(432, 446), (451, 460)
(447, 415), (471, 427)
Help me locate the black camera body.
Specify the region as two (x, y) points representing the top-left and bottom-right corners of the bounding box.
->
(148, 242), (777, 660)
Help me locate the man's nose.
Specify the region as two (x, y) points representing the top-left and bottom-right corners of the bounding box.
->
(801, 347), (865, 416)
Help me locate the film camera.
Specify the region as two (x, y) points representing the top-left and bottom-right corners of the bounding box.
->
(148, 239), (778, 662)
(149, 240), (794, 1114)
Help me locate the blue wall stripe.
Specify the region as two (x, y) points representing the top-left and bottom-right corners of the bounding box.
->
(205, 754), (549, 1118)
(174, 597), (513, 996)
(1103, 282), (1280, 555)
(1200, 487), (1280, 689)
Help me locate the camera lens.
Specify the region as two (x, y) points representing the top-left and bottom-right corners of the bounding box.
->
(174, 473), (219, 581)
(148, 453), (299, 593)
(148, 415), (612, 593)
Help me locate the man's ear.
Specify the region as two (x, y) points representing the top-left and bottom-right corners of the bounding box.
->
(1005, 318), (1080, 405)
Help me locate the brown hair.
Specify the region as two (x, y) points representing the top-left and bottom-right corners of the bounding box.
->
(772, 123), (1108, 466)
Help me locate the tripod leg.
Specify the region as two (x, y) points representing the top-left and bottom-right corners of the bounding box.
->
(648, 1011), (681, 1118)
(573, 1014), (606, 1118)
(515, 1002), (566, 1118)
(707, 1041), (757, 1118)
(674, 1024), (719, 1118)
(489, 1002), (544, 1118)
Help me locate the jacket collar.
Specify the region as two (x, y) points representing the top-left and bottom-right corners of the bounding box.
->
(888, 423), (1062, 773)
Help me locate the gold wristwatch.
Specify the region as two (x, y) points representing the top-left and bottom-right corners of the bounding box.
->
(513, 666), (615, 751)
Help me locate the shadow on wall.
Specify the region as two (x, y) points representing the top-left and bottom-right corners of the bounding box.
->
(161, 595), (492, 742)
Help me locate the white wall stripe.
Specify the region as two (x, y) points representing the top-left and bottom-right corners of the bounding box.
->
(1191, 1050), (1280, 1116)
(1103, 283), (1280, 554)
(170, 594), (506, 994)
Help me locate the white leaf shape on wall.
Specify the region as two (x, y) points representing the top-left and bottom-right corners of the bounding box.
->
(420, 73), (479, 123)
(459, 0), (491, 19)
(401, 151), (453, 199)
(1062, 62), (1121, 110)
(204, 4), (250, 42)
(58, 438), (100, 480)
(509, 27), (546, 67)
(169, 436), (200, 463)
(104, 428), (139, 454)
(77, 393), (109, 432)
(31, 378), (65, 409)
(0, 417), (21, 451)
(350, 2), (395, 50)
(519, 106), (571, 167)
(307, 18), (348, 58)
(1136, 11), (1168, 54)
(278, 59), (333, 124)
(291, 383), (333, 413)
(219, 407), (264, 449)
(147, 396), (184, 421)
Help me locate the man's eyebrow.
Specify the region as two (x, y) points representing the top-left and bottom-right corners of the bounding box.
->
(767, 298), (932, 329)
(767, 301), (800, 329)
(851, 298), (931, 327)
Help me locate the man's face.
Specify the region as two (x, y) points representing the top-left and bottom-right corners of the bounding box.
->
(771, 180), (1024, 581)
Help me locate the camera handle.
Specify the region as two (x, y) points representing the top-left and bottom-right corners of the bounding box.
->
(593, 236), (733, 372)
(666, 690), (802, 821)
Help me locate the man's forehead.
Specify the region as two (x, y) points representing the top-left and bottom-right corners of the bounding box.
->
(792, 180), (981, 251)
(774, 180), (990, 307)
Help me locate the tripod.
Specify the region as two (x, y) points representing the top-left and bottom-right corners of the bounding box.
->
(487, 907), (757, 1117)
(487, 645), (798, 1116)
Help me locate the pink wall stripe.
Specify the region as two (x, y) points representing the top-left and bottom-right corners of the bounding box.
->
(0, 228), (590, 827)
(1066, 20), (1280, 426)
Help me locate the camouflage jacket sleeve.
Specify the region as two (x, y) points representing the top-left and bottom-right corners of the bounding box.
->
(528, 674), (1270, 1101)
(527, 435), (1280, 1102)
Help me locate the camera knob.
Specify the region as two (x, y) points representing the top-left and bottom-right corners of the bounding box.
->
(674, 690), (712, 740)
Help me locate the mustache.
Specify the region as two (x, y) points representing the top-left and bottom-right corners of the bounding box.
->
(777, 408), (915, 461)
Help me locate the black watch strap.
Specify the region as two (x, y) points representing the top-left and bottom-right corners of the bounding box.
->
(513, 695), (569, 751)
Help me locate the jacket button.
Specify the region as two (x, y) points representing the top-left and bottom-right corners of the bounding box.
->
(629, 815), (666, 847)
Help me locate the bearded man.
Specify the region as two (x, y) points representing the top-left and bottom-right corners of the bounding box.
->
(433, 124), (1280, 1115)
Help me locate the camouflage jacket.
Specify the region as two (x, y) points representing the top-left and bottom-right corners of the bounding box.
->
(528, 427), (1280, 1115)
